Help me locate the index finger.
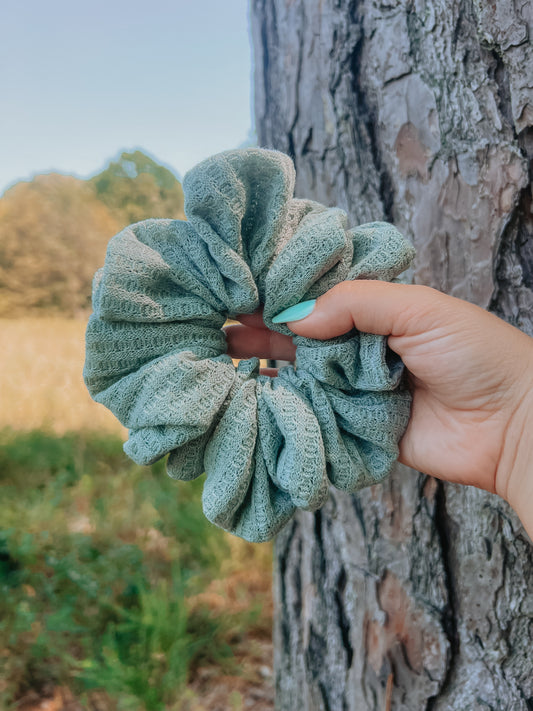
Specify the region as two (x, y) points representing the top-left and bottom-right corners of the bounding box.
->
(233, 310), (267, 329)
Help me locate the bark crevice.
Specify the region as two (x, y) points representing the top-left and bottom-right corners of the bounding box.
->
(334, 567), (354, 670)
(348, 29), (394, 221)
(425, 481), (459, 709)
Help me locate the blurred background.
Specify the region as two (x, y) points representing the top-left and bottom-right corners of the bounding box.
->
(0, 2), (274, 709)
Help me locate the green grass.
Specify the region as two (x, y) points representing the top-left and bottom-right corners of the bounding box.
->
(0, 429), (262, 710)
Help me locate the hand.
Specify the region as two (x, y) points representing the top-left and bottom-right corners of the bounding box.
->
(225, 281), (533, 539)
(224, 309), (296, 377)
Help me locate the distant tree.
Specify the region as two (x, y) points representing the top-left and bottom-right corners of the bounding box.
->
(0, 150), (186, 317)
(90, 150), (185, 224)
(0, 175), (120, 317)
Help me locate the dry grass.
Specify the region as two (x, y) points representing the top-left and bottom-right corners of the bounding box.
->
(0, 317), (126, 435)
(0, 317), (265, 435)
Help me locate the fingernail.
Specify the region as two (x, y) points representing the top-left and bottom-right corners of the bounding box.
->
(272, 299), (316, 324)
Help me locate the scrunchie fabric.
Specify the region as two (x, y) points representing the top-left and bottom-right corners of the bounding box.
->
(84, 148), (415, 542)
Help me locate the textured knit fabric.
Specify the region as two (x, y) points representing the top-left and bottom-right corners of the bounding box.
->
(84, 148), (415, 543)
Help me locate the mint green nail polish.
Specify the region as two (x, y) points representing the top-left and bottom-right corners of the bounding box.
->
(272, 299), (316, 324)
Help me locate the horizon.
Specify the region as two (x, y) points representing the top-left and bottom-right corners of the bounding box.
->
(0, 137), (257, 197)
(0, 143), (220, 197)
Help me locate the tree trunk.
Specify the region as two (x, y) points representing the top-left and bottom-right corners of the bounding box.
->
(250, 1), (533, 708)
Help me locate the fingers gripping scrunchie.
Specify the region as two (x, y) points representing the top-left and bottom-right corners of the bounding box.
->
(83, 148), (415, 543)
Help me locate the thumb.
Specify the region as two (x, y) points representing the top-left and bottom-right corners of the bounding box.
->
(276, 281), (444, 340)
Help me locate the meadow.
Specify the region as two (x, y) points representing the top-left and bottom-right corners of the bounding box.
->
(0, 318), (274, 711)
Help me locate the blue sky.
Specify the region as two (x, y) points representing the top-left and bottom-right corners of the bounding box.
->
(0, 0), (252, 194)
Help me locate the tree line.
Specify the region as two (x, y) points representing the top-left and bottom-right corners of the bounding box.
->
(0, 151), (185, 317)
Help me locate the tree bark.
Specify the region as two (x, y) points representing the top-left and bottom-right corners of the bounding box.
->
(251, 1), (533, 708)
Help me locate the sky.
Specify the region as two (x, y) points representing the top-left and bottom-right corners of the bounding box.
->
(0, 0), (253, 195)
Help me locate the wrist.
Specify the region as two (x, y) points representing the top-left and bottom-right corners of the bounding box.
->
(496, 370), (533, 541)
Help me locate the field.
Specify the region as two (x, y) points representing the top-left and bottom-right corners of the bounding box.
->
(0, 318), (125, 434)
(0, 318), (274, 710)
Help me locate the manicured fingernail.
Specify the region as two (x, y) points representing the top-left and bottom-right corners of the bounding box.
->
(272, 299), (316, 324)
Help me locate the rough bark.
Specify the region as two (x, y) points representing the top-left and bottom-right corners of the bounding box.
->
(251, 1), (533, 708)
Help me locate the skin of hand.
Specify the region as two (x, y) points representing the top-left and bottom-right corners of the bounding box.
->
(224, 281), (533, 539)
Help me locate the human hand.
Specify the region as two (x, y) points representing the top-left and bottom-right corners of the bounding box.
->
(225, 282), (533, 539)
(224, 309), (297, 377)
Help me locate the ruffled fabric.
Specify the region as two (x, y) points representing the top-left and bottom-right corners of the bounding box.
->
(84, 148), (415, 542)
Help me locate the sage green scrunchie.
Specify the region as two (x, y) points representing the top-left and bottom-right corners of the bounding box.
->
(83, 148), (415, 542)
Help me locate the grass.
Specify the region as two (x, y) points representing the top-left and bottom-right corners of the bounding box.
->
(0, 317), (274, 709)
(0, 317), (125, 434)
(0, 429), (273, 709)
(0, 317), (265, 436)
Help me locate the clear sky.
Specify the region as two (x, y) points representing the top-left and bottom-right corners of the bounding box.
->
(0, 0), (253, 195)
